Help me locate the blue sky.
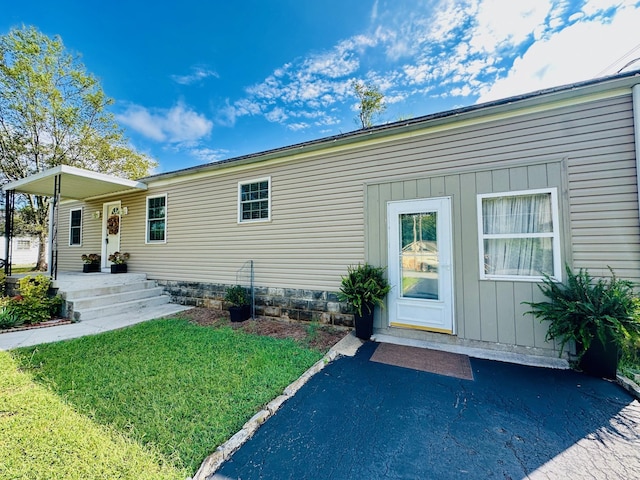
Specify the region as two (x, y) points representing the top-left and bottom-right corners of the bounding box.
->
(2, 0), (640, 174)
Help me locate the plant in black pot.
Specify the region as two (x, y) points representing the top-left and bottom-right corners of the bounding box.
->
(338, 263), (391, 340)
(108, 252), (129, 274)
(81, 253), (101, 273)
(225, 285), (251, 322)
(524, 265), (640, 379)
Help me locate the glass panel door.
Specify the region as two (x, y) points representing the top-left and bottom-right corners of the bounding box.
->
(400, 212), (439, 300)
(387, 197), (454, 333)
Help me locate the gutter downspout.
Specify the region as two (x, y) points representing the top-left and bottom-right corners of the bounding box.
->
(633, 84), (640, 223)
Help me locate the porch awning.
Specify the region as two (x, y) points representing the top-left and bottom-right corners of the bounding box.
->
(2, 165), (147, 200)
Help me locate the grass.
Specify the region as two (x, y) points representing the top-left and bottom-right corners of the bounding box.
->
(9, 318), (325, 475)
(620, 338), (640, 382)
(0, 350), (185, 480)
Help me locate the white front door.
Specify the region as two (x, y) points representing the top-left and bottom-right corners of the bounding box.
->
(102, 201), (121, 269)
(387, 197), (454, 333)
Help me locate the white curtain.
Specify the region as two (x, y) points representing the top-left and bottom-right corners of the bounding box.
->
(482, 193), (553, 276)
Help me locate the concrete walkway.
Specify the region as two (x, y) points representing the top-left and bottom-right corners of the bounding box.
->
(211, 341), (640, 480)
(0, 303), (190, 350)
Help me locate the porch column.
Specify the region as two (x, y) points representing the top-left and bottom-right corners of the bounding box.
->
(48, 173), (61, 280)
(4, 189), (15, 276)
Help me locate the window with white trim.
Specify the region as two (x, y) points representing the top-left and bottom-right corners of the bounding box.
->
(478, 188), (561, 281)
(69, 208), (82, 246)
(238, 177), (271, 222)
(146, 194), (167, 243)
(16, 239), (31, 250)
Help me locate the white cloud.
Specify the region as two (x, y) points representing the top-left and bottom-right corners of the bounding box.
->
(117, 102), (213, 143)
(265, 107), (288, 123)
(477, 2), (640, 102)
(468, 0), (552, 54)
(171, 66), (218, 85)
(188, 147), (229, 163)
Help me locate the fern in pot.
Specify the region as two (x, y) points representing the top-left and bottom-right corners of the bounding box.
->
(338, 263), (391, 340)
(524, 265), (640, 379)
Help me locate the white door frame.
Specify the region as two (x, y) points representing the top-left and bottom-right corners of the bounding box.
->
(387, 197), (455, 334)
(101, 200), (121, 270)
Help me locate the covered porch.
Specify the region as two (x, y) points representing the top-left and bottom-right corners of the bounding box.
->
(2, 165), (147, 278)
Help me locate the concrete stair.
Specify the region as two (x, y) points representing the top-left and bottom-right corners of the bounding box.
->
(55, 273), (176, 322)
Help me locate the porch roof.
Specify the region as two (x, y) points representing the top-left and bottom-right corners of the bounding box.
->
(2, 165), (147, 200)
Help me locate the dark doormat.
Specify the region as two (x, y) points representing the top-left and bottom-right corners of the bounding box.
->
(370, 342), (474, 380)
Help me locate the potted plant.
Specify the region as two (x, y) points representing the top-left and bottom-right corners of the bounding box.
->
(225, 285), (251, 322)
(81, 253), (101, 273)
(524, 265), (640, 379)
(108, 252), (130, 274)
(338, 263), (391, 340)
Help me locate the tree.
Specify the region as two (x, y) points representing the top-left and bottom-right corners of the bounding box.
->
(352, 80), (386, 129)
(0, 26), (156, 270)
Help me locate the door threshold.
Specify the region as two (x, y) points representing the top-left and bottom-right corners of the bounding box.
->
(390, 322), (453, 334)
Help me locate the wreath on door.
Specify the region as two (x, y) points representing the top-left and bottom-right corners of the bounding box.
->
(107, 215), (120, 235)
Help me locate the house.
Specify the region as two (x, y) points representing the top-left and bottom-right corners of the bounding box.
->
(4, 71), (640, 365)
(0, 236), (44, 266)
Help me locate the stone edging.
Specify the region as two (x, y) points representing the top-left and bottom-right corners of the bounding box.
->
(617, 373), (640, 401)
(0, 318), (72, 335)
(190, 347), (342, 480)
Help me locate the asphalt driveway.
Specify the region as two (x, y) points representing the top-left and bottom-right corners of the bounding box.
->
(212, 341), (640, 479)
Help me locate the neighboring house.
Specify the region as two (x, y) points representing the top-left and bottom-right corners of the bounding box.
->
(0, 236), (43, 266)
(4, 71), (640, 363)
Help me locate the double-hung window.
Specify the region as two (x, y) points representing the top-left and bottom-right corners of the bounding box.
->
(146, 194), (167, 243)
(238, 177), (271, 223)
(69, 208), (82, 246)
(478, 188), (561, 281)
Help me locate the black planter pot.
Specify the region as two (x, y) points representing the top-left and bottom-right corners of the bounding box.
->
(83, 264), (100, 273)
(229, 305), (251, 322)
(354, 307), (374, 340)
(579, 330), (620, 380)
(110, 264), (128, 274)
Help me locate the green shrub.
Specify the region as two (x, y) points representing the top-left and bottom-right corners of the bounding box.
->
(224, 285), (250, 306)
(4, 275), (63, 325)
(524, 265), (640, 358)
(18, 274), (52, 299)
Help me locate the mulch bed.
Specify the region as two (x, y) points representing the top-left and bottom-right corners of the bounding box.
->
(174, 307), (348, 352)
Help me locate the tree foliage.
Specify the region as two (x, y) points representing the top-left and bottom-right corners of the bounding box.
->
(0, 26), (156, 269)
(352, 80), (386, 129)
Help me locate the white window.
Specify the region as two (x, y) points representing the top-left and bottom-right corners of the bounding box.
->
(69, 208), (82, 246)
(477, 188), (561, 281)
(238, 177), (271, 223)
(16, 239), (31, 250)
(146, 194), (167, 243)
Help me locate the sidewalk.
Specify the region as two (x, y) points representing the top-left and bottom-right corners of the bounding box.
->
(0, 303), (190, 350)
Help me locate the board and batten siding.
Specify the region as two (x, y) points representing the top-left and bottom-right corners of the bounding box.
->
(56, 92), (640, 309)
(366, 161), (566, 350)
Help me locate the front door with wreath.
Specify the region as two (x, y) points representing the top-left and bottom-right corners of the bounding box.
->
(103, 201), (121, 268)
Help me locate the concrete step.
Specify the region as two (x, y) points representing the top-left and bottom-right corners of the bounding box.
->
(75, 294), (172, 322)
(69, 286), (167, 311)
(63, 280), (160, 301)
(53, 273), (149, 291)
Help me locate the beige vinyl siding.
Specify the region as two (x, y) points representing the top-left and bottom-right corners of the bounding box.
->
(58, 200), (104, 269)
(55, 91), (640, 300)
(564, 98), (640, 281)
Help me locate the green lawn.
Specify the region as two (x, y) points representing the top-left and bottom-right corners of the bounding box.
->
(0, 350), (185, 480)
(8, 318), (325, 476)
